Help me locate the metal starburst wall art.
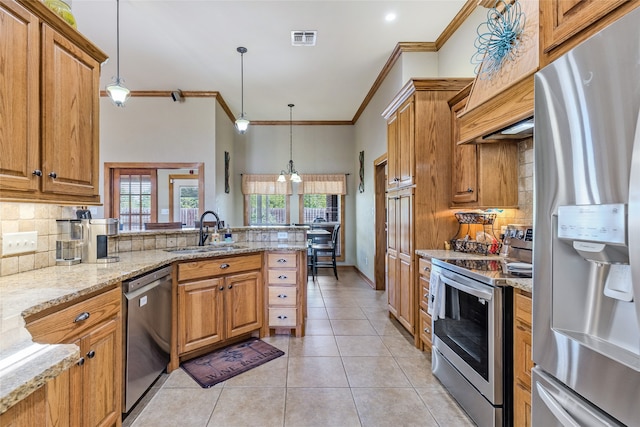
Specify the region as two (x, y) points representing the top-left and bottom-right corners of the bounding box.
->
(471, 0), (526, 80)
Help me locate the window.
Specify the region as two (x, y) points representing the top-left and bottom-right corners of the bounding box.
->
(248, 194), (288, 225)
(114, 169), (156, 231)
(241, 174), (292, 225)
(301, 194), (340, 223)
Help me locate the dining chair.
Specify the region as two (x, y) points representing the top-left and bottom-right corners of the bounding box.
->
(312, 224), (340, 279)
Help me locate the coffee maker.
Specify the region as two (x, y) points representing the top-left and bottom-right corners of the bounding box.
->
(81, 218), (119, 263)
(56, 219), (83, 265)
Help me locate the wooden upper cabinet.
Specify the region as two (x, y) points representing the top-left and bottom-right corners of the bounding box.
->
(41, 25), (101, 199)
(0, 0), (40, 193)
(540, 0), (635, 64)
(450, 87), (478, 204)
(386, 97), (415, 189)
(0, 0), (107, 204)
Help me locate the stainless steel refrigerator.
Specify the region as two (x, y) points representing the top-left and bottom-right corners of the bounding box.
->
(533, 7), (640, 426)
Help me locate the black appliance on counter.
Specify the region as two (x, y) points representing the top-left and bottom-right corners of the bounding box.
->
(430, 225), (532, 427)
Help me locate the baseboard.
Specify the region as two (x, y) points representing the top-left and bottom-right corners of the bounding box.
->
(353, 266), (376, 289)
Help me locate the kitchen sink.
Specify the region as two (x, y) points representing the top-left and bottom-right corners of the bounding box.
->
(165, 244), (247, 254)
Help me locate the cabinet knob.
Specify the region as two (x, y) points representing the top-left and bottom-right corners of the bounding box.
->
(277, 315), (288, 319)
(32, 170), (42, 177)
(77, 357), (85, 366)
(466, 187), (474, 193)
(277, 294), (287, 299)
(277, 258), (287, 263)
(423, 293), (429, 299)
(219, 286), (224, 291)
(278, 275), (288, 280)
(219, 263), (230, 269)
(87, 350), (96, 359)
(424, 327), (431, 334)
(74, 312), (90, 323)
(423, 266), (430, 272)
(228, 285), (233, 289)
(49, 172), (57, 179)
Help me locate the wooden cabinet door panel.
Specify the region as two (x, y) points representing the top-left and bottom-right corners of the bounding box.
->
(397, 100), (415, 187)
(41, 25), (100, 197)
(398, 257), (414, 332)
(398, 190), (413, 259)
(387, 114), (399, 188)
(542, 0), (627, 53)
(387, 252), (398, 317)
(178, 278), (224, 353)
(514, 381), (532, 427)
(387, 195), (399, 253)
(0, 0), (40, 194)
(225, 271), (262, 338)
(81, 317), (120, 427)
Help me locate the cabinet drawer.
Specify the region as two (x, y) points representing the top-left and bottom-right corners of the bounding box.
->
(27, 287), (121, 343)
(419, 309), (433, 349)
(515, 291), (532, 326)
(419, 276), (430, 313)
(268, 286), (297, 306)
(268, 269), (296, 285)
(269, 308), (297, 327)
(418, 258), (432, 280)
(178, 254), (262, 281)
(267, 253), (297, 268)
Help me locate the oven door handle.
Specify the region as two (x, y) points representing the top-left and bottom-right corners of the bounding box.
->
(439, 275), (493, 300)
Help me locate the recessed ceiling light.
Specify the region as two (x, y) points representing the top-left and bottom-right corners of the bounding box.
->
(385, 12), (396, 22)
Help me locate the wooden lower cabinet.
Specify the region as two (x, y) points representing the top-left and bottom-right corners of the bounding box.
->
(176, 254), (263, 358)
(25, 287), (123, 427)
(513, 289), (533, 427)
(417, 257), (433, 351)
(0, 369), (71, 427)
(264, 251), (306, 337)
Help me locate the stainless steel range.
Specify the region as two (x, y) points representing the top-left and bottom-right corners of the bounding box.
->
(431, 225), (532, 427)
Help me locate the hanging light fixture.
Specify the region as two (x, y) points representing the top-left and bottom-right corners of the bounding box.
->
(278, 104), (302, 183)
(105, 0), (130, 107)
(234, 46), (250, 134)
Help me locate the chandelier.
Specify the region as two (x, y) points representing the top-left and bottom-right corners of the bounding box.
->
(105, 0), (130, 107)
(277, 104), (301, 183)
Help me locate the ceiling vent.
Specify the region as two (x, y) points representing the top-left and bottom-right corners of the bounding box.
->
(291, 31), (317, 46)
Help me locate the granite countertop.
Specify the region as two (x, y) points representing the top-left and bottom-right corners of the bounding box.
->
(415, 249), (533, 293)
(0, 241), (306, 414)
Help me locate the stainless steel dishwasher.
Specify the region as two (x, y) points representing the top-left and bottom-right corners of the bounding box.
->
(123, 265), (173, 413)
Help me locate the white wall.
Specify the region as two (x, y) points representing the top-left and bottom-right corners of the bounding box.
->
(438, 7), (486, 77)
(98, 96), (220, 218)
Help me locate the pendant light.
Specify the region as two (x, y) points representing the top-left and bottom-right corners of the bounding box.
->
(235, 47), (250, 134)
(278, 104), (302, 183)
(105, 0), (130, 107)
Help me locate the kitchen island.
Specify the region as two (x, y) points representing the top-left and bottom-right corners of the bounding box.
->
(0, 235), (307, 417)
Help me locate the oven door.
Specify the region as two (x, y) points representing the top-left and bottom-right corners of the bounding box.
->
(432, 267), (503, 404)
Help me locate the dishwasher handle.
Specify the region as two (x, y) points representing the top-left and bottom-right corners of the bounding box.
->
(124, 265), (173, 294)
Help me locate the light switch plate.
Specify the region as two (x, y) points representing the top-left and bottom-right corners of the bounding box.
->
(2, 231), (38, 256)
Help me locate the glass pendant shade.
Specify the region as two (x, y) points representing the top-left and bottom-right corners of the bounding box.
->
(235, 115), (250, 134)
(290, 171), (302, 183)
(106, 79), (130, 107)
(277, 173), (287, 183)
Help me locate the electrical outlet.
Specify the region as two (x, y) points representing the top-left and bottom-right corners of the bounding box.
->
(2, 231), (38, 256)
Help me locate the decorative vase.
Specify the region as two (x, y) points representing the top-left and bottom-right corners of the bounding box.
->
(43, 0), (77, 29)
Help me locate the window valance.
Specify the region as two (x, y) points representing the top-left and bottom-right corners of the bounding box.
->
(241, 174), (292, 195)
(301, 174), (347, 195)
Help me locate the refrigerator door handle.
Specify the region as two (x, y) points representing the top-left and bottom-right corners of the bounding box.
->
(628, 108), (640, 329)
(536, 382), (581, 427)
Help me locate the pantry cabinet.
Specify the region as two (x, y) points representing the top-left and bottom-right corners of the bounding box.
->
(540, 0), (638, 65)
(26, 287), (123, 427)
(0, 0), (107, 204)
(514, 289), (534, 427)
(449, 86), (519, 208)
(382, 79), (471, 346)
(263, 251), (306, 337)
(176, 254), (263, 357)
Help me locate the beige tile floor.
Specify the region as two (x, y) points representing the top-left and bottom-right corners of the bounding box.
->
(123, 269), (476, 427)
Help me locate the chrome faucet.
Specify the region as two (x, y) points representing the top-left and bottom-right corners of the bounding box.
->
(198, 210), (221, 246)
